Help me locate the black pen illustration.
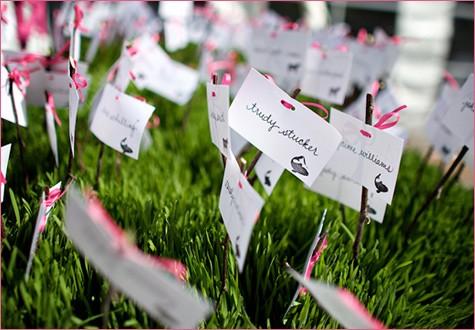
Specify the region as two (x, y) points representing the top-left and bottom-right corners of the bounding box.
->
(441, 145), (451, 156)
(264, 170), (272, 186)
(120, 137), (133, 154)
(222, 138), (228, 149)
(367, 205), (377, 215)
(235, 235), (241, 258)
(374, 173), (388, 193)
(461, 100), (474, 113)
(329, 86), (340, 97)
(288, 63), (300, 72)
(290, 155), (309, 176)
(137, 73), (145, 80)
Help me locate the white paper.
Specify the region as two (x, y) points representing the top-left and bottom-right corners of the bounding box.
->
(90, 84), (155, 159)
(287, 268), (384, 329)
(159, 1), (193, 20)
(206, 83), (230, 156)
(68, 77), (80, 156)
(326, 109), (404, 204)
(443, 74), (474, 149)
(349, 41), (385, 88)
(219, 154), (264, 272)
(301, 49), (353, 105)
(1, 66), (28, 127)
(309, 168), (387, 223)
(65, 187), (213, 328)
(131, 35), (198, 105)
(1, 144), (12, 203)
(164, 20), (189, 52)
(45, 100), (59, 167)
(254, 153), (284, 195)
(25, 182), (61, 279)
(425, 83), (463, 161)
(228, 69), (342, 186)
(230, 129), (248, 157)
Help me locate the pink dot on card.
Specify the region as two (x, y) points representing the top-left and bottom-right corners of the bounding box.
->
(281, 99), (295, 111)
(238, 180), (243, 189)
(360, 129), (372, 138)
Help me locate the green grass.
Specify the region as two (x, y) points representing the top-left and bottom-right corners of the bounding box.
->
(1, 41), (473, 329)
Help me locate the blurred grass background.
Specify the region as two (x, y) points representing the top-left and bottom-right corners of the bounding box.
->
(1, 40), (473, 329)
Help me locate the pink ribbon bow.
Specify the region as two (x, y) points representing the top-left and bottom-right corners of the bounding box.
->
(299, 234), (328, 296)
(45, 92), (61, 126)
(39, 187), (65, 232)
(70, 61), (88, 102)
(73, 5), (88, 33)
(8, 67), (30, 95)
(0, 172), (7, 185)
(1, 3), (8, 24)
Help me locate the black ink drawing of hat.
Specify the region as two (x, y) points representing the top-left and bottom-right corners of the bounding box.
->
(290, 155), (309, 176)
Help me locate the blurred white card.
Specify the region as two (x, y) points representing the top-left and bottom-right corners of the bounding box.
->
(90, 84), (155, 159)
(219, 154), (264, 272)
(349, 41), (385, 88)
(45, 98), (59, 167)
(206, 83), (230, 156)
(159, 1), (193, 20)
(228, 69), (342, 186)
(301, 49), (353, 105)
(443, 74), (474, 149)
(287, 268), (385, 329)
(309, 168), (386, 223)
(131, 35), (198, 105)
(1, 144), (12, 203)
(164, 20), (189, 52)
(1, 66), (27, 127)
(65, 187), (212, 328)
(254, 153), (284, 195)
(327, 110), (403, 204)
(68, 77), (80, 157)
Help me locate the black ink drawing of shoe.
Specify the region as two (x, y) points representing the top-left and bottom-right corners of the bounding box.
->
(235, 235), (240, 258)
(290, 156), (309, 176)
(222, 138), (228, 149)
(288, 63), (300, 71)
(264, 170), (272, 186)
(329, 86), (340, 96)
(367, 205), (377, 215)
(120, 137), (133, 154)
(374, 174), (388, 193)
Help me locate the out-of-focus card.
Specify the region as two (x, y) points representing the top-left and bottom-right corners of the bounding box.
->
(309, 168), (387, 223)
(206, 82), (230, 156)
(65, 186), (213, 328)
(1, 66), (28, 127)
(230, 129), (248, 157)
(131, 35), (199, 105)
(219, 153), (264, 272)
(1, 144), (12, 203)
(442, 74), (474, 149)
(68, 77), (80, 157)
(287, 268), (386, 329)
(301, 49), (353, 105)
(164, 20), (189, 52)
(327, 110), (403, 204)
(254, 153), (284, 195)
(45, 97), (59, 167)
(228, 69), (342, 186)
(90, 84), (155, 159)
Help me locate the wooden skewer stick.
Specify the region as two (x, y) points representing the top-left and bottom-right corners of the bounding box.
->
(406, 145), (469, 236)
(352, 94), (373, 262)
(441, 161), (465, 196)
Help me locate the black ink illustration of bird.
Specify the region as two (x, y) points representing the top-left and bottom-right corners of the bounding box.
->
(264, 170), (272, 186)
(441, 145), (451, 156)
(288, 63), (300, 71)
(290, 156), (309, 176)
(374, 174), (388, 193)
(222, 138), (228, 149)
(329, 86), (340, 96)
(235, 235), (241, 258)
(120, 137), (133, 154)
(367, 205), (377, 215)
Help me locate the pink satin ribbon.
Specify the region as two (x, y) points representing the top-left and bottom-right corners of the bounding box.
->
(281, 99), (295, 111)
(70, 60), (88, 102)
(1, 3), (8, 24)
(360, 105), (408, 138)
(45, 92), (61, 126)
(8, 67), (30, 95)
(357, 28), (368, 44)
(39, 187), (65, 232)
(338, 289), (387, 329)
(299, 235), (328, 295)
(443, 70), (459, 90)
(73, 4), (88, 33)
(207, 52), (237, 83)
(15, 1), (48, 47)
(0, 172), (6, 185)
(302, 102), (329, 119)
(5, 40), (71, 71)
(371, 81), (383, 119)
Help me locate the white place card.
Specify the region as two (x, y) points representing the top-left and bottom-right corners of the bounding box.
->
(228, 68), (342, 186)
(1, 66), (27, 127)
(254, 153), (284, 195)
(219, 153), (264, 272)
(65, 186), (213, 328)
(90, 84), (155, 159)
(326, 109), (404, 204)
(206, 82), (230, 156)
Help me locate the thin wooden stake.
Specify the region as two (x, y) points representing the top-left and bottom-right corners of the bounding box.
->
(352, 93), (373, 262)
(94, 144), (105, 191)
(407, 145), (469, 235)
(442, 161), (465, 196)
